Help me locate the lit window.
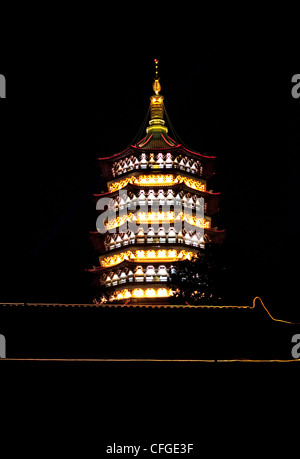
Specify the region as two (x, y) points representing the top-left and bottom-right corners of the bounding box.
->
(145, 288), (156, 297)
(157, 288), (169, 297)
(133, 289), (144, 297)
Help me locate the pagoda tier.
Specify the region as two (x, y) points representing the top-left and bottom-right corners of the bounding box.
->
(90, 60), (225, 303)
(93, 184), (221, 216)
(90, 227), (225, 256)
(106, 170), (211, 194)
(98, 145), (216, 182)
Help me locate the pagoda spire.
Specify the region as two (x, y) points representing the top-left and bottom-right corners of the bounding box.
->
(153, 58), (161, 95)
(135, 59), (177, 148)
(150, 58), (164, 122)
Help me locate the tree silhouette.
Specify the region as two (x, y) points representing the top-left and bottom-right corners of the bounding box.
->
(168, 243), (226, 305)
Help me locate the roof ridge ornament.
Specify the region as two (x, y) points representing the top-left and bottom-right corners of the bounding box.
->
(153, 59), (161, 95)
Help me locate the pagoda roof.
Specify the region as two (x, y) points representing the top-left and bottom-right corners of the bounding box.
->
(97, 145), (216, 180)
(94, 181), (221, 201)
(98, 144), (216, 163)
(98, 59), (216, 181)
(134, 132), (178, 149)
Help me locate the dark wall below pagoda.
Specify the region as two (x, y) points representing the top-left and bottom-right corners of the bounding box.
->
(0, 305), (298, 360)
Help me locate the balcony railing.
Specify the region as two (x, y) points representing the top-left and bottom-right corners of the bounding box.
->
(112, 154), (204, 178)
(105, 236), (206, 252)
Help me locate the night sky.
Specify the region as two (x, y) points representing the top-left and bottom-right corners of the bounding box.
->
(1, 30), (299, 319)
(1, 18), (300, 454)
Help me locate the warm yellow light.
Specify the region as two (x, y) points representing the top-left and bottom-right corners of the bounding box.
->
(100, 249), (195, 267)
(108, 174), (206, 192)
(176, 212), (211, 229)
(135, 249), (194, 262)
(157, 288), (169, 297)
(134, 211), (174, 223)
(105, 211), (210, 230)
(108, 177), (133, 192)
(145, 288), (156, 297)
(110, 287), (173, 300)
(105, 213), (133, 230)
(100, 250), (132, 267)
(132, 287), (172, 298)
(110, 289), (132, 301)
(177, 175), (206, 192)
(132, 288), (144, 298)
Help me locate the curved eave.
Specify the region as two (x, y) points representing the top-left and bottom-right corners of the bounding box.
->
(105, 166), (213, 183)
(132, 143), (216, 159)
(87, 259), (136, 273)
(98, 243), (200, 260)
(97, 144), (215, 161)
(91, 242), (202, 258)
(97, 145), (216, 179)
(181, 145), (216, 159)
(97, 146), (133, 178)
(98, 146), (133, 162)
(93, 182), (221, 202)
(87, 258), (177, 273)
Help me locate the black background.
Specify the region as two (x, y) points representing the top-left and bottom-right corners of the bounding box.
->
(1, 26), (300, 317)
(1, 12), (300, 453)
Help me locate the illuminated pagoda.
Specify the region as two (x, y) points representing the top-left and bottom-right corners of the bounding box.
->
(89, 60), (225, 303)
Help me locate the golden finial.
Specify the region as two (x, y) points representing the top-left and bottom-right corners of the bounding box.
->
(153, 58), (161, 95)
(154, 58), (159, 78)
